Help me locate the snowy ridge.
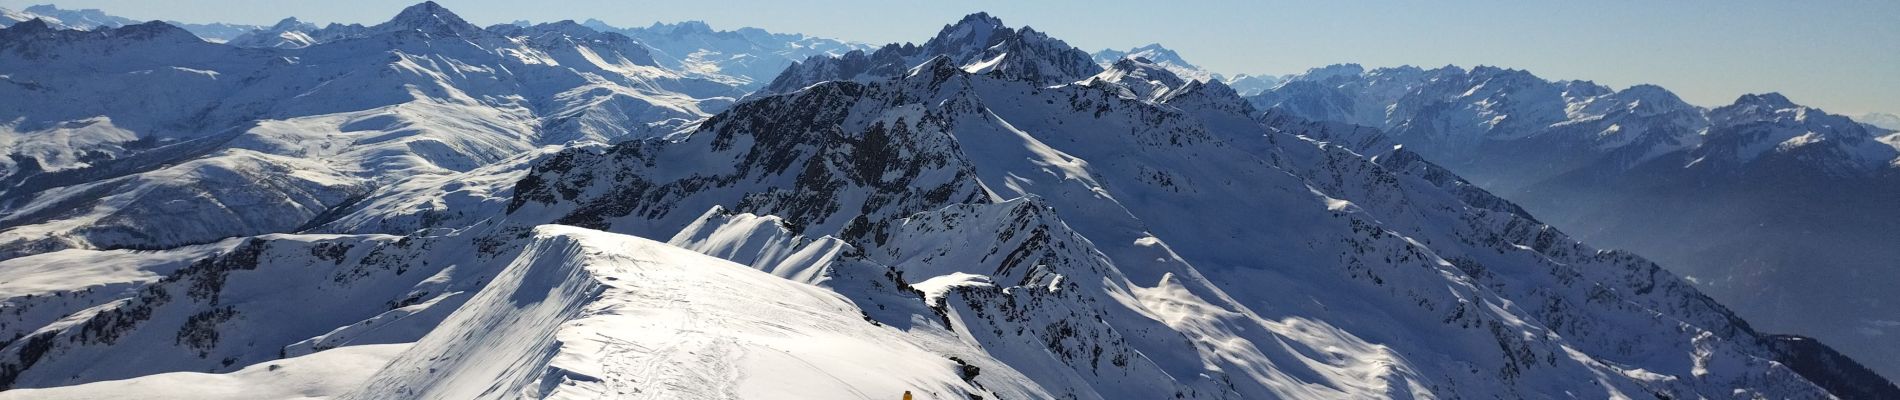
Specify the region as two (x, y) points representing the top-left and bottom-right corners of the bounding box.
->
(756, 12), (1101, 96)
(348, 224), (1035, 399)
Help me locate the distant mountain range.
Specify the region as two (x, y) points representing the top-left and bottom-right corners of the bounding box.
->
(1091, 43), (1285, 96)
(0, 2), (1896, 399)
(1252, 63), (1900, 381)
(0, 4), (262, 42)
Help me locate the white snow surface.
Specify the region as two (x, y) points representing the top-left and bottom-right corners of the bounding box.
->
(347, 225), (1033, 400)
(0, 343), (408, 400)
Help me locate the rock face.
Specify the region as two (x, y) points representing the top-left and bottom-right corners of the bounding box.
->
(0, 4), (1893, 399)
(1253, 64), (1900, 381)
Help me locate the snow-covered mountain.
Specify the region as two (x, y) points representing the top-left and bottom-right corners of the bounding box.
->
(579, 19), (871, 91)
(1090, 43), (1288, 97)
(223, 17), (367, 49)
(0, 4), (137, 31)
(1092, 43), (1220, 82)
(1222, 72), (1285, 96)
(1252, 63), (1900, 381)
(0, 1), (743, 259)
(2, 9), (1894, 399)
(756, 12), (1101, 96)
(224, 14), (869, 90)
(0, 4), (261, 42)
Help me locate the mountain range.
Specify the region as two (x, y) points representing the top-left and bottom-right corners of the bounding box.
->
(0, 2), (1896, 399)
(1090, 43), (1284, 96)
(1250, 63), (1900, 380)
(0, 4), (263, 42)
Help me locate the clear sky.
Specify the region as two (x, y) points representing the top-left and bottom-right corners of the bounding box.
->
(7, 0), (1896, 115)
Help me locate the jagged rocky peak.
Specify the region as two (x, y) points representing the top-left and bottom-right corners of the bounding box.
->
(758, 11), (1100, 95)
(932, 11), (1008, 43)
(923, 12), (1029, 56)
(654, 20), (716, 34)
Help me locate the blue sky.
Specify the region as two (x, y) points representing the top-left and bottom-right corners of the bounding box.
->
(8, 0), (1896, 115)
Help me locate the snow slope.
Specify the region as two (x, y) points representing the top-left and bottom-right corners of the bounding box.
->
(348, 225), (1036, 399)
(0, 343), (407, 400)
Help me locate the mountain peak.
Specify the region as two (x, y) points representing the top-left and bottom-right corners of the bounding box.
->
(13, 3), (138, 30)
(673, 20), (714, 33)
(375, 1), (480, 36)
(118, 20), (193, 36)
(1732, 92), (1798, 110)
(954, 12), (1005, 28)
(268, 17), (304, 30)
(933, 12), (1007, 43)
(1087, 56), (1189, 101)
(21, 4), (65, 14)
(4, 17), (53, 32)
(580, 18), (616, 31)
(1296, 63), (1365, 81)
(907, 54), (962, 79)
